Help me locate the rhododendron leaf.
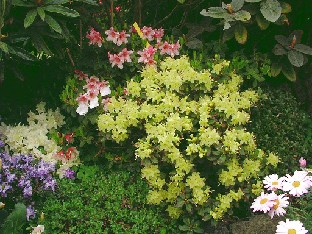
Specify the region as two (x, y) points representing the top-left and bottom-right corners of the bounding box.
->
(177, 0), (185, 3)
(274, 35), (288, 47)
(31, 33), (53, 56)
(294, 44), (312, 55)
(0, 41), (9, 53)
(43, 5), (79, 17)
(24, 9), (37, 28)
(270, 62), (282, 77)
(255, 13), (270, 30)
(287, 50), (304, 67)
(10, 46), (37, 61)
(44, 0), (69, 5)
(233, 10), (251, 21)
(234, 23), (247, 44)
(12, 0), (35, 7)
(200, 7), (228, 19)
(280, 1), (291, 14)
(37, 7), (45, 21)
(282, 64), (296, 81)
(272, 44), (287, 55)
(231, 0), (244, 12)
(44, 14), (62, 34)
(260, 0), (282, 22)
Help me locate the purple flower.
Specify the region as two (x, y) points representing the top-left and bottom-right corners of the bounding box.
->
(26, 205), (35, 221)
(43, 178), (57, 192)
(0, 183), (12, 197)
(18, 177), (30, 188)
(0, 140), (4, 148)
(5, 173), (16, 183)
(23, 185), (33, 198)
(64, 169), (76, 180)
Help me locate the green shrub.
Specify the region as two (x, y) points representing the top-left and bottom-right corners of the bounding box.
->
(38, 165), (178, 234)
(97, 56), (280, 230)
(248, 87), (312, 173)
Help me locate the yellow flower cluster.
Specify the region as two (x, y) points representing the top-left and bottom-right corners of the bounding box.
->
(97, 56), (279, 220)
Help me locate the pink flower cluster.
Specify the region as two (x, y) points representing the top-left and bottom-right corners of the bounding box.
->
(74, 72), (111, 115)
(251, 169), (312, 219)
(86, 28), (104, 47)
(105, 27), (130, 46)
(108, 48), (133, 69)
(141, 26), (164, 42)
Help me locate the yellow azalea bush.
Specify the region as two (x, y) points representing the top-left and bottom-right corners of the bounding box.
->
(98, 56), (280, 222)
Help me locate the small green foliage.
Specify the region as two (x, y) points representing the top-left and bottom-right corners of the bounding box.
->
(39, 166), (178, 233)
(248, 87), (312, 173)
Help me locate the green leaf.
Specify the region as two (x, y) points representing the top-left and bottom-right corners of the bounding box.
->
(271, 62), (282, 77)
(10, 46), (37, 60)
(294, 44), (312, 56)
(44, 0), (69, 4)
(78, 0), (98, 5)
(234, 23), (247, 44)
(177, 0), (185, 3)
(274, 35), (289, 47)
(0, 41), (9, 53)
(44, 14), (62, 34)
(24, 9), (37, 28)
(244, 0), (262, 2)
(260, 0), (282, 22)
(287, 50), (304, 67)
(200, 7), (228, 19)
(1, 203), (27, 234)
(282, 64), (296, 81)
(222, 26), (235, 42)
(231, 0), (244, 12)
(255, 13), (270, 30)
(43, 5), (79, 17)
(233, 10), (251, 21)
(272, 44), (287, 55)
(37, 7), (45, 20)
(31, 33), (53, 56)
(280, 1), (291, 14)
(12, 0), (35, 7)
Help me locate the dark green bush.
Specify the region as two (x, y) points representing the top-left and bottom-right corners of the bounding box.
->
(38, 165), (178, 234)
(248, 86), (312, 173)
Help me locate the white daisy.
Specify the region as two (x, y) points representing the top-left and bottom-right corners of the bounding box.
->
(251, 192), (277, 213)
(282, 170), (311, 197)
(263, 174), (285, 191)
(268, 193), (289, 219)
(276, 219), (308, 234)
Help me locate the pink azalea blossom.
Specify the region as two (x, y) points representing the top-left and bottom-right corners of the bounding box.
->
(276, 219), (308, 234)
(268, 193), (289, 219)
(99, 81), (111, 97)
(108, 52), (124, 69)
(250, 192), (277, 213)
(87, 90), (99, 109)
(118, 48), (133, 63)
(102, 97), (112, 111)
(74, 70), (88, 80)
(76, 94), (89, 115)
(282, 170), (311, 197)
(137, 45), (157, 65)
(263, 174), (285, 191)
(86, 28), (104, 47)
(105, 27), (119, 44)
(141, 26), (155, 41)
(159, 41), (180, 57)
(153, 28), (164, 42)
(299, 157), (307, 168)
(116, 30), (130, 46)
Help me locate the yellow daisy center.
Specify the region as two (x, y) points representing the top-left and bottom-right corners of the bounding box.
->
(292, 181), (300, 188)
(260, 198), (268, 204)
(272, 181), (278, 185)
(288, 229), (296, 234)
(273, 199), (280, 210)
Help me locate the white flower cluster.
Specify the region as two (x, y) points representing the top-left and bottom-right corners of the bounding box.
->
(1, 102), (63, 163)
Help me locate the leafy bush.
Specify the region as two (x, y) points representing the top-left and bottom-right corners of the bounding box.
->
(97, 56), (280, 230)
(38, 165), (178, 233)
(248, 87), (312, 174)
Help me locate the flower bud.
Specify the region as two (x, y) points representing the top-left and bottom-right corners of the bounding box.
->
(299, 157), (307, 168)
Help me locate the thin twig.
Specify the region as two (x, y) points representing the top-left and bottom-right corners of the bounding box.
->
(79, 19), (83, 50)
(66, 48), (75, 67)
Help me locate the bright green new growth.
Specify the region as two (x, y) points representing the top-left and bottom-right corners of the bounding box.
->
(98, 56), (279, 221)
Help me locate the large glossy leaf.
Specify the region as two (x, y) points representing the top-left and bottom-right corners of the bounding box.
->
(255, 13), (270, 30)
(280, 1), (291, 14)
(244, 0), (262, 2)
(44, 0), (69, 4)
(200, 8), (228, 19)
(234, 23), (247, 44)
(272, 44), (287, 55)
(37, 7), (45, 20)
(1, 203), (27, 234)
(274, 35), (288, 47)
(233, 10), (251, 21)
(0, 41), (9, 53)
(43, 5), (79, 17)
(260, 0), (282, 22)
(287, 50), (304, 67)
(24, 9), (37, 28)
(45, 14), (62, 34)
(10, 47), (37, 61)
(12, 0), (35, 7)
(231, 0), (244, 12)
(271, 62), (282, 77)
(282, 64), (296, 81)
(294, 44), (312, 55)
(31, 33), (53, 56)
